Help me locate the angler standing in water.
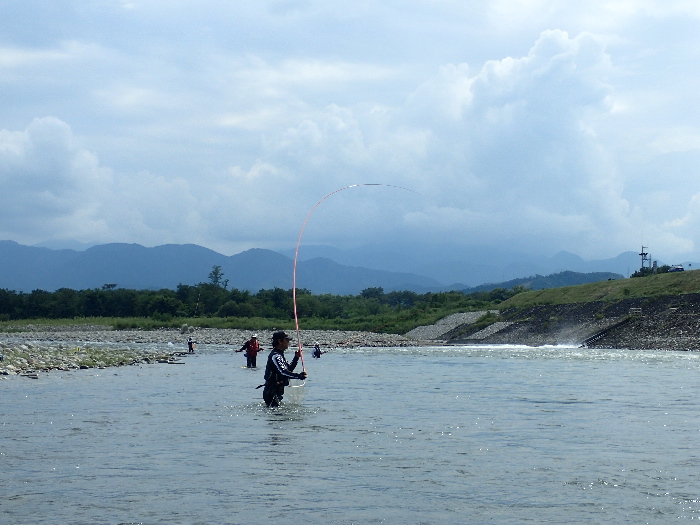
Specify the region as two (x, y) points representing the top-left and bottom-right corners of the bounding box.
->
(261, 331), (307, 407)
(237, 333), (261, 368)
(312, 342), (327, 358)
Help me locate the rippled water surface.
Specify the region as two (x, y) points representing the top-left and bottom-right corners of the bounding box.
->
(2, 344), (700, 524)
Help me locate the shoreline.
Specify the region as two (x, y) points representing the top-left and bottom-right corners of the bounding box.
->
(4, 300), (698, 376)
(0, 326), (415, 377)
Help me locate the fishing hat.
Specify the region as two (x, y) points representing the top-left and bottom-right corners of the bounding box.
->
(272, 330), (291, 342)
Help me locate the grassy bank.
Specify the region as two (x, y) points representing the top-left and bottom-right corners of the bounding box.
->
(0, 316), (294, 332)
(0, 307), (473, 335)
(499, 269), (700, 309)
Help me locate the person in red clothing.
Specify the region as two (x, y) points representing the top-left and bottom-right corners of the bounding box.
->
(237, 333), (261, 368)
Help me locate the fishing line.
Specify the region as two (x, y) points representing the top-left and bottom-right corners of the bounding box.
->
(193, 289), (201, 317)
(292, 183), (419, 370)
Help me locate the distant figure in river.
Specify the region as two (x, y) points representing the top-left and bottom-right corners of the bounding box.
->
(312, 342), (327, 359)
(187, 336), (197, 353)
(237, 333), (261, 368)
(261, 331), (307, 407)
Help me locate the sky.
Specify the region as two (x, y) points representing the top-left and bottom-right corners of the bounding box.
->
(2, 0), (700, 264)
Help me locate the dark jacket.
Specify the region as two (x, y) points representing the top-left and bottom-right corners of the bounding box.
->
(264, 348), (304, 386)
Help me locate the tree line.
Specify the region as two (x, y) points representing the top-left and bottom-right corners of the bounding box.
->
(0, 266), (523, 331)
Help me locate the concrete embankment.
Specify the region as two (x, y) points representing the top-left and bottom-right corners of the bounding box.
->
(404, 311), (497, 341)
(445, 294), (700, 350)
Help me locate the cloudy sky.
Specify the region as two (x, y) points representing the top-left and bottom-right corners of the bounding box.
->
(2, 0), (699, 263)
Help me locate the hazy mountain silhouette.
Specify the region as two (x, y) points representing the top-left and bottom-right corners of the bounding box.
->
(284, 243), (647, 284)
(0, 240), (674, 295)
(0, 241), (440, 294)
(460, 270), (624, 293)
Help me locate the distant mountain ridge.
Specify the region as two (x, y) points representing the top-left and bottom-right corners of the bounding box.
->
(0, 241), (441, 294)
(282, 243), (650, 285)
(0, 240), (668, 295)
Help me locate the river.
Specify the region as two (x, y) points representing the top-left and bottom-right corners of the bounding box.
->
(2, 344), (699, 524)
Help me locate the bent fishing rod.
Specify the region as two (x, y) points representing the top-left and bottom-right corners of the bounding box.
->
(291, 183), (419, 371)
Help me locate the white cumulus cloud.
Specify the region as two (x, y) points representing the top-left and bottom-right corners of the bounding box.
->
(1, 0), (700, 264)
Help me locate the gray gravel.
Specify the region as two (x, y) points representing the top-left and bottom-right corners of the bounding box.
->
(0, 340), (173, 377)
(2, 326), (413, 348)
(0, 325), (415, 376)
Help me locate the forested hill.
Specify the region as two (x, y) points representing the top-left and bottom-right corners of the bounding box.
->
(462, 270), (624, 293)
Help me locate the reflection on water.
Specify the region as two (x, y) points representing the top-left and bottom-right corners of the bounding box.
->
(1, 345), (700, 524)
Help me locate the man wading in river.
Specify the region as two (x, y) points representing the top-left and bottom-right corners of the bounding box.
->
(261, 331), (307, 407)
(237, 333), (261, 368)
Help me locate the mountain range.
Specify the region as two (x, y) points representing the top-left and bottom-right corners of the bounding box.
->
(0, 240), (681, 295)
(0, 241), (441, 295)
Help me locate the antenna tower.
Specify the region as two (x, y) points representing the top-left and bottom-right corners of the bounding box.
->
(639, 246), (651, 270)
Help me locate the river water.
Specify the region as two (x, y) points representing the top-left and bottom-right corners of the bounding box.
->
(1, 344), (699, 524)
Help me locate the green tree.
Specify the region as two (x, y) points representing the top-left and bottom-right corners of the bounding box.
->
(0, 288), (22, 319)
(51, 288), (80, 318)
(257, 288), (294, 318)
(208, 265), (229, 289)
(217, 300), (255, 317)
(81, 289), (110, 317)
(361, 287), (384, 300)
(146, 293), (183, 317)
(196, 283), (230, 315)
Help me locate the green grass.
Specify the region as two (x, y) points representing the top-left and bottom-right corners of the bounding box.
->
(0, 316), (296, 332)
(0, 314), (420, 333)
(0, 306), (484, 335)
(499, 269), (700, 309)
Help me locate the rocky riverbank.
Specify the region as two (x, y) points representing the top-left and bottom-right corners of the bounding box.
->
(0, 341), (176, 378)
(4, 294), (699, 377)
(0, 325), (414, 377)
